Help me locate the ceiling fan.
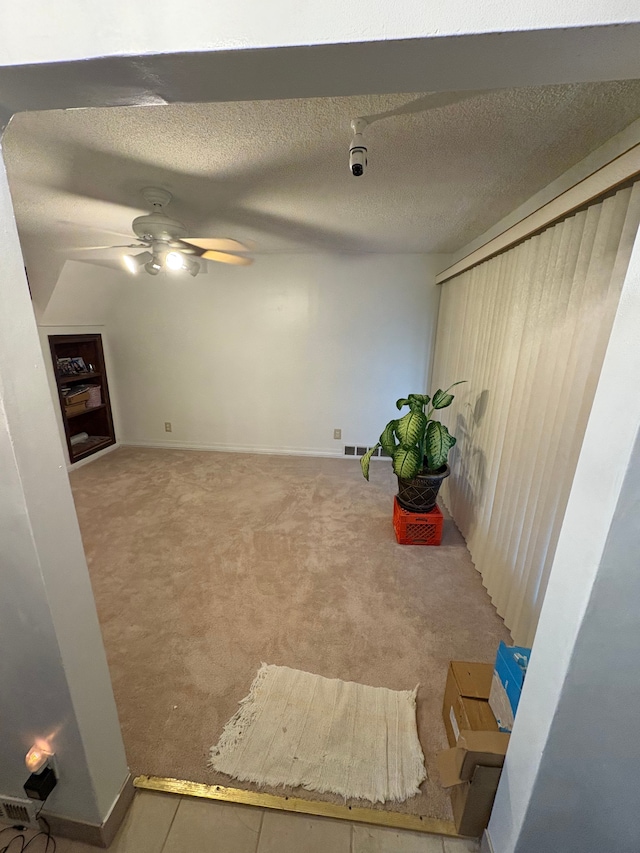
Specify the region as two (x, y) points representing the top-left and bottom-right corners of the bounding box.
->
(76, 187), (254, 276)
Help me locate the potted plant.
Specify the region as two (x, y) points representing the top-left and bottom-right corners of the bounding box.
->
(361, 382), (464, 512)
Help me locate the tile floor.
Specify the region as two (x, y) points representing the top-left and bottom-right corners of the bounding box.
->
(7, 792), (480, 853)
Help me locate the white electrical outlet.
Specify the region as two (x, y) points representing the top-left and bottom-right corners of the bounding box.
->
(165, 422), (172, 432)
(333, 428), (342, 440)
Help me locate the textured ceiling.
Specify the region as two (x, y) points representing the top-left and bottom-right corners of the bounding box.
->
(4, 81), (640, 304)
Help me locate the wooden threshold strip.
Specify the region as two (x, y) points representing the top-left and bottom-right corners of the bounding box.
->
(134, 775), (458, 837)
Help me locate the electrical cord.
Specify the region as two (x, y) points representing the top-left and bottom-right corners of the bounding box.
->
(0, 816), (56, 853)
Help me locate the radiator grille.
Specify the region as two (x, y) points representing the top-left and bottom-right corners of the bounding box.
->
(0, 797), (38, 828)
(344, 445), (385, 457)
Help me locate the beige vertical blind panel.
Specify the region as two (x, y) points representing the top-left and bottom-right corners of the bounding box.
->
(431, 182), (640, 646)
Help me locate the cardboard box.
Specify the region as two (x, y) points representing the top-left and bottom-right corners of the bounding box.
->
(65, 389), (90, 405)
(65, 402), (87, 416)
(488, 642), (531, 732)
(451, 765), (504, 837)
(438, 730), (510, 837)
(449, 697), (499, 746)
(443, 662), (496, 746)
(438, 730), (510, 783)
(447, 661), (494, 699)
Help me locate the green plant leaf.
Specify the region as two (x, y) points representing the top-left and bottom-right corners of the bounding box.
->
(396, 398), (410, 410)
(380, 421), (397, 457)
(432, 381), (466, 409)
(424, 421), (457, 470)
(395, 410), (427, 446)
(408, 393), (430, 406)
(360, 444), (380, 481)
(392, 445), (421, 480)
(431, 389), (455, 409)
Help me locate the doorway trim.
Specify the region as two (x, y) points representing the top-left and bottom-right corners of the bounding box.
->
(135, 775), (458, 837)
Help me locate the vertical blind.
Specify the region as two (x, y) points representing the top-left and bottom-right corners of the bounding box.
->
(431, 181), (640, 645)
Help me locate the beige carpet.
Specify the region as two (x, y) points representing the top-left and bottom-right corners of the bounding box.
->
(70, 447), (511, 821)
(209, 663), (426, 803)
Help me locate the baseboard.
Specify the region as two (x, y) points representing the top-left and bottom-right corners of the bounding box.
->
(135, 775), (458, 837)
(481, 828), (496, 853)
(121, 439), (389, 461)
(67, 442), (120, 471)
(43, 773), (134, 848)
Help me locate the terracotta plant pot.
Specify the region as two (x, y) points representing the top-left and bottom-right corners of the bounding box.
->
(396, 465), (450, 513)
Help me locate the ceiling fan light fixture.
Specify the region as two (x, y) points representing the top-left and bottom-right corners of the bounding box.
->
(145, 258), (162, 276)
(166, 250), (185, 271)
(123, 250), (153, 274)
(124, 254), (141, 275)
(184, 256), (200, 277)
(166, 250), (200, 277)
(123, 251), (153, 274)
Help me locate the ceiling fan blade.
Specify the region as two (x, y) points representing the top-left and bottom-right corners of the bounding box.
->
(201, 250), (254, 266)
(75, 258), (127, 271)
(67, 244), (145, 251)
(58, 222), (139, 240)
(184, 238), (251, 253)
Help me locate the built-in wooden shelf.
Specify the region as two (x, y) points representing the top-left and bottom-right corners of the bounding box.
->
(66, 403), (107, 419)
(48, 334), (116, 464)
(70, 435), (113, 461)
(57, 371), (102, 385)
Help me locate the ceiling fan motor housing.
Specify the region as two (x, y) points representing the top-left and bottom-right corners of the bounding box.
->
(132, 187), (188, 243)
(132, 212), (188, 242)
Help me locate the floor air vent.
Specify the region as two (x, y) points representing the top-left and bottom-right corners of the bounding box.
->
(0, 797), (39, 829)
(344, 446), (385, 458)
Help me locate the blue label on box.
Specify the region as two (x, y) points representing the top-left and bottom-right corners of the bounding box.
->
(494, 642), (531, 718)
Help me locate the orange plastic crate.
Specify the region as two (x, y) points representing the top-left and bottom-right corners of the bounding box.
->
(393, 496), (443, 545)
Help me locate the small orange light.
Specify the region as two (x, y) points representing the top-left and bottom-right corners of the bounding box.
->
(25, 746), (50, 773)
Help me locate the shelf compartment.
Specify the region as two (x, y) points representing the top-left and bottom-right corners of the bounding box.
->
(57, 371), (101, 385)
(66, 404), (107, 419)
(70, 435), (114, 461)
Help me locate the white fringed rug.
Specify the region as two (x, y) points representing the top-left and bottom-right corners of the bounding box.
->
(209, 663), (426, 804)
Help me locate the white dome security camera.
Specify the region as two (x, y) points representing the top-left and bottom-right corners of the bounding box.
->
(349, 118), (368, 177)
(349, 145), (367, 177)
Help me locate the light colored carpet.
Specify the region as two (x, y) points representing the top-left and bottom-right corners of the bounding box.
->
(209, 663), (426, 803)
(70, 446), (511, 820)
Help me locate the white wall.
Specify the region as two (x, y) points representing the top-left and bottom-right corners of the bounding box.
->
(0, 156), (128, 824)
(1, 7), (639, 129)
(488, 191), (640, 852)
(102, 253), (442, 455)
(1, 1), (638, 64)
(40, 263), (125, 327)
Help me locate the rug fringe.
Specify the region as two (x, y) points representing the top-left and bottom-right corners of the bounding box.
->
(208, 663), (271, 767)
